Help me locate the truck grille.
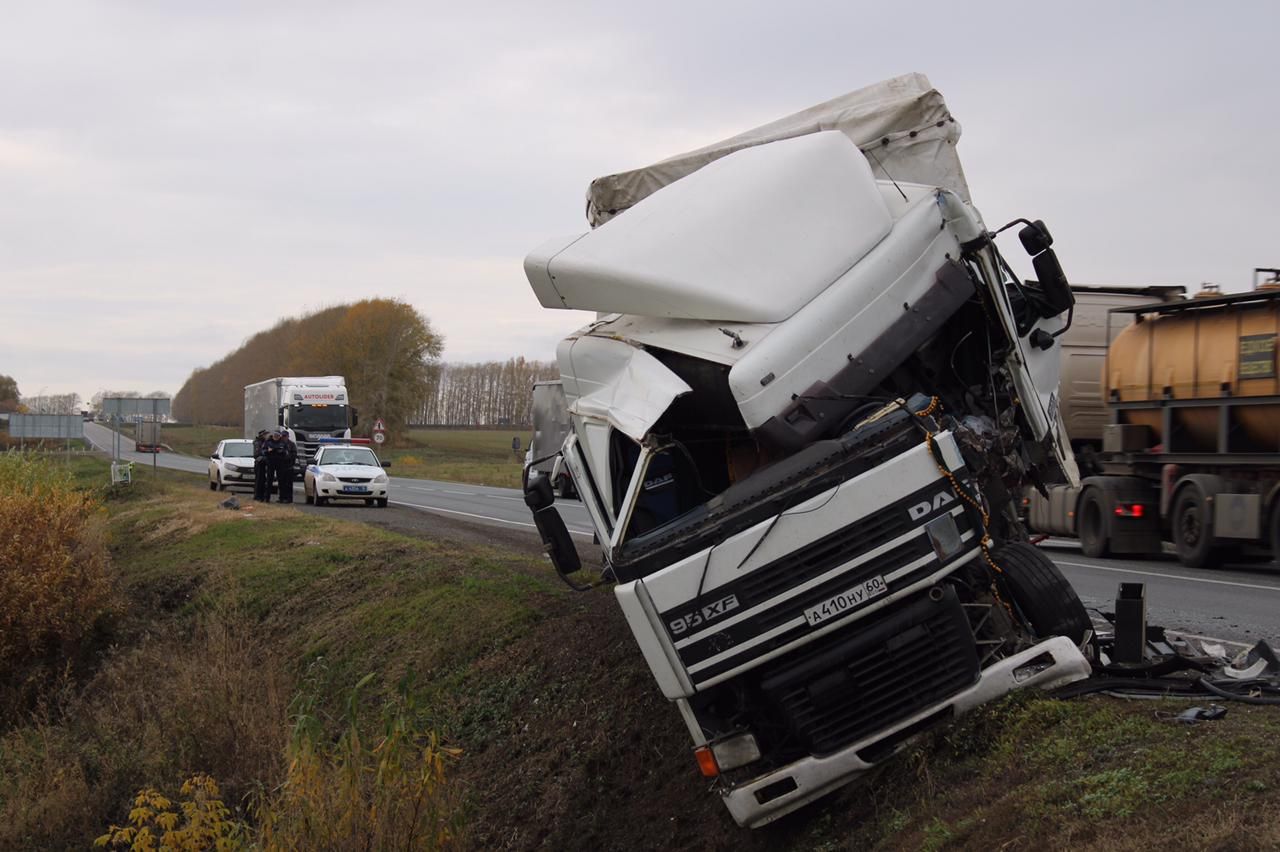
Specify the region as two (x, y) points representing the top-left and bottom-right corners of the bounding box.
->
(758, 586), (978, 756)
(661, 475), (976, 688)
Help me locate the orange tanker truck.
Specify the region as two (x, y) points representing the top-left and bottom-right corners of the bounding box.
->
(1028, 268), (1280, 568)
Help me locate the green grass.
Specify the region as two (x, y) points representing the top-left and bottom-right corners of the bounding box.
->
(375, 428), (530, 488)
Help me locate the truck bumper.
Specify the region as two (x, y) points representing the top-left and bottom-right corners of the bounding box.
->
(722, 635), (1090, 828)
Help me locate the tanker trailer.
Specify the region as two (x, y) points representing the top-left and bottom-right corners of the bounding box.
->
(1028, 271), (1280, 568)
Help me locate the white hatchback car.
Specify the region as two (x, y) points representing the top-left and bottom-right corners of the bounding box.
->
(209, 439), (257, 491)
(303, 444), (390, 507)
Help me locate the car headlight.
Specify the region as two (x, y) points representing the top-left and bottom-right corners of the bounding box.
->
(373, 473), (388, 483)
(226, 464), (242, 472)
(320, 472), (337, 482)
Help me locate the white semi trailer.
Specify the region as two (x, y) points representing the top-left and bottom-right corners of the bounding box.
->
(244, 376), (356, 473)
(521, 74), (1092, 827)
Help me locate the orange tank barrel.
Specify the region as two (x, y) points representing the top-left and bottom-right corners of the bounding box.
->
(1105, 290), (1280, 452)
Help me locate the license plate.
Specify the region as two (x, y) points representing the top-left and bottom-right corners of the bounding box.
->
(802, 575), (888, 627)
(341, 485), (369, 493)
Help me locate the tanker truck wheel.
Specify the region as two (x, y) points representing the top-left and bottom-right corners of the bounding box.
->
(990, 542), (1092, 645)
(1078, 489), (1111, 558)
(1172, 487), (1220, 570)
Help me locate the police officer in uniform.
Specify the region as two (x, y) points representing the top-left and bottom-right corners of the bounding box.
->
(277, 431), (298, 503)
(263, 430), (296, 503)
(252, 429), (270, 501)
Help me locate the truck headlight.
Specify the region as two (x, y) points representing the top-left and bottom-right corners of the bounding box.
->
(373, 473), (388, 483)
(320, 473), (337, 482)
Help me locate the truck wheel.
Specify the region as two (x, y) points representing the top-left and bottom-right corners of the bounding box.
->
(991, 542), (1092, 644)
(1078, 489), (1110, 558)
(1172, 488), (1220, 569)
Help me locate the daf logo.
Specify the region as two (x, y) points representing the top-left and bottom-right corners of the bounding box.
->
(908, 491), (955, 521)
(668, 594), (740, 636)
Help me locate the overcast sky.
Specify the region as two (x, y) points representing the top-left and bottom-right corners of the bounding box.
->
(2, 1), (1277, 400)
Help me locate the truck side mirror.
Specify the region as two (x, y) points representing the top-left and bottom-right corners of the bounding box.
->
(532, 505), (582, 579)
(1018, 220), (1073, 318)
(1032, 249), (1074, 316)
(351, 407), (359, 427)
(277, 409), (285, 426)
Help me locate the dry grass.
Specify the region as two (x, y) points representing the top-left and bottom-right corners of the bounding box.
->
(0, 452), (116, 717)
(0, 608), (290, 849)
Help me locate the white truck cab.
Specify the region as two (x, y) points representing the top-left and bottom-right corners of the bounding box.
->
(522, 75), (1091, 827)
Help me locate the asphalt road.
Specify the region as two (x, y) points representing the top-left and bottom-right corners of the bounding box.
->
(82, 421), (1277, 646)
(82, 421), (596, 538)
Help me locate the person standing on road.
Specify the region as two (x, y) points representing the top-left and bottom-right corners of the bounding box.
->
(278, 431), (298, 503)
(253, 429), (270, 502)
(263, 429), (295, 504)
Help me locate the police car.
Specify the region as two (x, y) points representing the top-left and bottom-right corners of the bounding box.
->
(303, 443), (391, 507)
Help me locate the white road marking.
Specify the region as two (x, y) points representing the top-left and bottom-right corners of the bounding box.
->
(442, 489), (475, 495)
(1056, 560), (1280, 594)
(388, 500), (594, 538)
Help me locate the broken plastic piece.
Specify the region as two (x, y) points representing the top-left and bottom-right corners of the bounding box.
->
(1175, 705), (1227, 723)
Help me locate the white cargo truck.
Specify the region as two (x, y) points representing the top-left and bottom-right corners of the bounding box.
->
(244, 376), (357, 473)
(521, 74), (1093, 827)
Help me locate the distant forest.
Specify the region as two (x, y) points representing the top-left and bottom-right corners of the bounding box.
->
(172, 300), (557, 432)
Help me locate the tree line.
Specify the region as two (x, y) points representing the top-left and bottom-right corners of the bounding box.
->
(171, 299), (562, 435)
(172, 299), (442, 442)
(413, 358), (559, 426)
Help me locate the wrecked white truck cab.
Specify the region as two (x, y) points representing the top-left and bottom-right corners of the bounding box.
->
(522, 75), (1091, 827)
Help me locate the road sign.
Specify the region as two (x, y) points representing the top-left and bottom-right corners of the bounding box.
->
(7, 414), (84, 439)
(373, 418), (386, 432)
(373, 432), (385, 444)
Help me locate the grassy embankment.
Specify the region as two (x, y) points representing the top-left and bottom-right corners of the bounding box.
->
(4, 453), (1280, 850)
(158, 424), (529, 488)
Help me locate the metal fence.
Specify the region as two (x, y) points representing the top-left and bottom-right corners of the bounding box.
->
(7, 413), (85, 439)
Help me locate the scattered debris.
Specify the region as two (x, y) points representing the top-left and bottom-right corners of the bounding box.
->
(219, 496), (241, 511)
(1175, 705), (1227, 724)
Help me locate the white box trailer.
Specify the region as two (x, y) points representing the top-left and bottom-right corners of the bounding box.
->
(244, 376), (355, 471)
(522, 74), (1091, 828)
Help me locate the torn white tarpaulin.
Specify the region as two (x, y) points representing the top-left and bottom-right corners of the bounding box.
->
(585, 72), (969, 227)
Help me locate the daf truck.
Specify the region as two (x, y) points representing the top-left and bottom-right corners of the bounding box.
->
(244, 376), (357, 473)
(521, 74), (1093, 827)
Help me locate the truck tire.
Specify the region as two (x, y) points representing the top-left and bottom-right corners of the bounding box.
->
(1172, 487), (1220, 570)
(991, 542), (1092, 644)
(1078, 489), (1110, 558)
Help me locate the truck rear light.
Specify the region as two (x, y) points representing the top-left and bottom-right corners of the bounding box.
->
(710, 732), (761, 772)
(694, 746), (719, 777)
(1114, 503), (1145, 518)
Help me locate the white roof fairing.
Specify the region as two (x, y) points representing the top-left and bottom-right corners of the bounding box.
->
(525, 132), (893, 323)
(585, 72), (968, 228)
